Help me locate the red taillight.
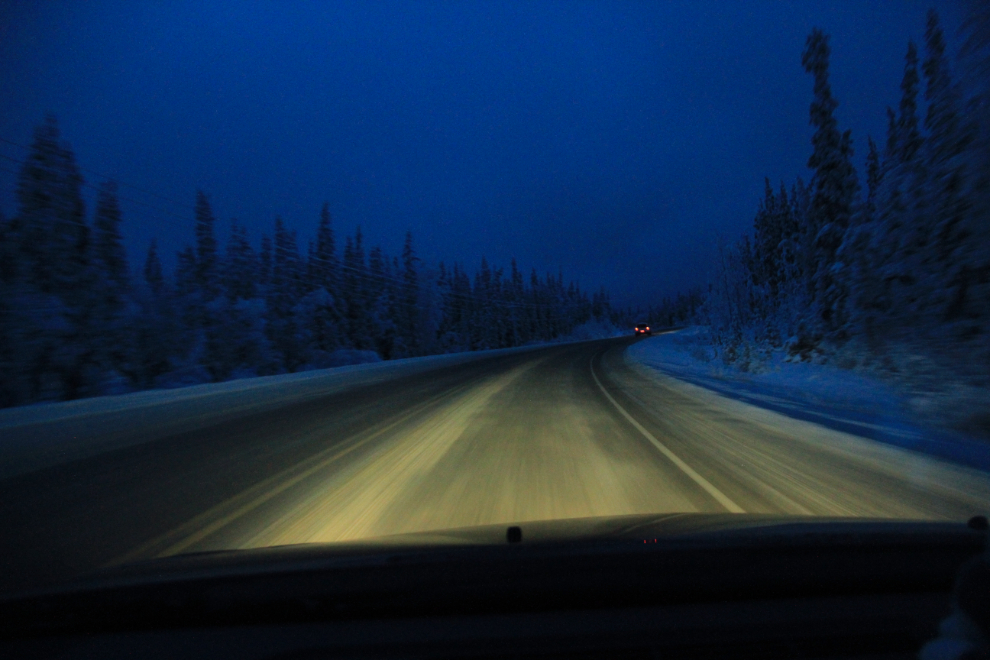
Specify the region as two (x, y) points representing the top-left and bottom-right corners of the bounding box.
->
(645, 327), (649, 331)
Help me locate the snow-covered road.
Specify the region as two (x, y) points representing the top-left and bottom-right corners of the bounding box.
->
(1, 335), (987, 594)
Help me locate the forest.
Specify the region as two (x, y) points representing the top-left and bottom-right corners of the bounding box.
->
(700, 9), (990, 410)
(0, 125), (643, 407)
(3, 7), (986, 415)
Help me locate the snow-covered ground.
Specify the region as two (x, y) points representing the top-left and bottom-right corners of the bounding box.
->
(627, 327), (990, 472)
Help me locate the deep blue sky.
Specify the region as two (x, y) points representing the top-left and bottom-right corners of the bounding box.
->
(0, 1), (962, 308)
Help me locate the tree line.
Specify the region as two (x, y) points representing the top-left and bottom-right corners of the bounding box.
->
(701, 7), (990, 392)
(0, 118), (622, 407)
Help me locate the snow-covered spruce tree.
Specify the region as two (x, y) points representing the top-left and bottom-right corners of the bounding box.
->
(749, 178), (802, 347)
(472, 257), (495, 350)
(340, 227), (370, 350)
(129, 240), (178, 388)
(529, 268), (548, 342)
(398, 231), (420, 357)
(0, 206), (21, 406)
(311, 203), (340, 299)
(11, 115), (105, 400)
(258, 233), (273, 290)
(144, 240), (164, 295)
(801, 29), (860, 345)
(436, 262), (471, 352)
(361, 245), (394, 359)
(920, 9), (982, 370)
(700, 235), (761, 368)
(223, 220), (256, 302)
(842, 136), (885, 348)
(173, 246), (197, 309)
(165, 193), (213, 383)
(206, 219), (271, 380)
(92, 181), (128, 298)
(507, 258), (526, 345)
(91, 180), (132, 383)
(860, 40), (925, 349)
(434, 262), (454, 350)
(751, 179), (783, 300)
(456, 264), (474, 348)
(297, 204), (344, 365)
(191, 192), (248, 382)
(266, 217), (306, 372)
(875, 13), (966, 345)
(193, 190), (219, 301)
(415, 263), (443, 356)
(956, 0), (990, 379)
(922, 9), (969, 269)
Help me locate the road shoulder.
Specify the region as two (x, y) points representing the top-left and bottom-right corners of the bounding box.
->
(624, 330), (990, 473)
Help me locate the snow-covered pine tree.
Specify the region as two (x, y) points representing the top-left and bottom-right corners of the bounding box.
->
(801, 28), (860, 343)
(752, 178), (781, 297)
(296, 204), (344, 364)
(434, 261), (454, 350)
(15, 115), (89, 296)
(266, 217), (306, 372)
(92, 180), (131, 380)
(258, 233), (273, 291)
(362, 245), (394, 358)
(896, 42), (924, 165)
(868, 42), (922, 345)
(200, 218), (269, 380)
(144, 239), (164, 296)
(529, 268), (545, 342)
(13, 115), (103, 399)
(174, 246), (198, 300)
(437, 262), (471, 352)
(843, 137), (884, 344)
(400, 231), (419, 356)
(955, 0), (990, 375)
(0, 205), (20, 406)
(128, 240), (175, 388)
(311, 202), (339, 299)
(473, 257), (494, 349)
(507, 258), (524, 345)
(341, 227), (372, 350)
(193, 190), (219, 301)
(223, 219), (256, 302)
(921, 10), (975, 340)
(93, 181), (128, 296)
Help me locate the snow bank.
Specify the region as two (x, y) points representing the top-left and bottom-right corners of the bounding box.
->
(627, 327), (990, 472)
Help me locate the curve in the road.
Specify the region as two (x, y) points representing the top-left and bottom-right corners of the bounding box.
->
(1, 337), (988, 596)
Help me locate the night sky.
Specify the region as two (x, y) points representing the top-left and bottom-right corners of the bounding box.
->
(0, 1), (961, 308)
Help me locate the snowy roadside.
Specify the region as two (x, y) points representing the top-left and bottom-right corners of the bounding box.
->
(626, 327), (990, 472)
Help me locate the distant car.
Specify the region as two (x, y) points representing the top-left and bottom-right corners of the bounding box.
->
(634, 323), (651, 336)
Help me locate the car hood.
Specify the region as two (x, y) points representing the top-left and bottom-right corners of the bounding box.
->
(90, 511), (959, 581)
(1, 513), (982, 636)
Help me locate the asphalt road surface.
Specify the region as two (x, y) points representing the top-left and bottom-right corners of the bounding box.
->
(2, 336), (989, 594)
